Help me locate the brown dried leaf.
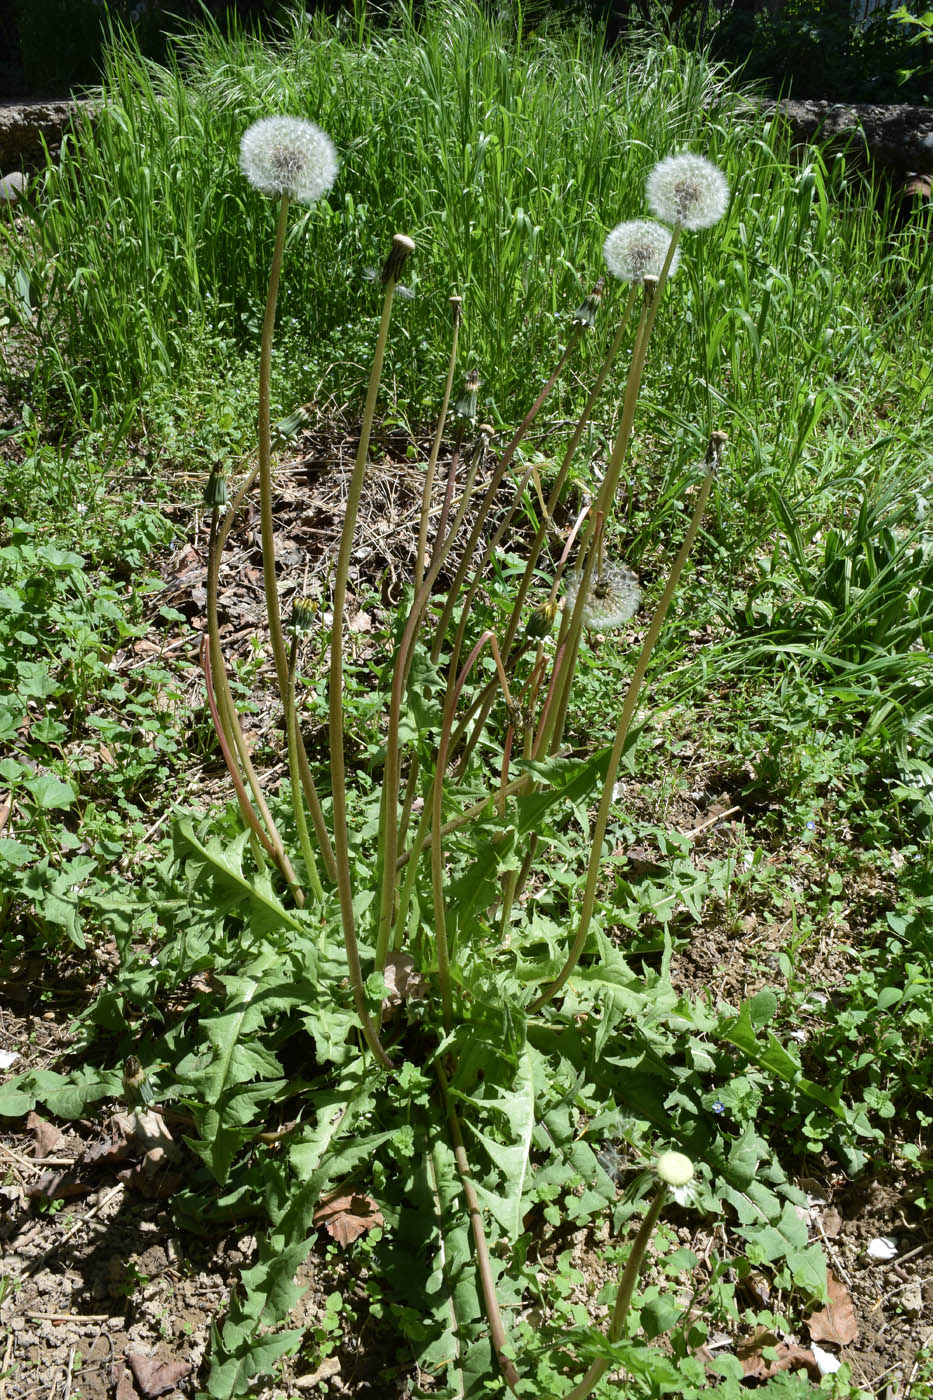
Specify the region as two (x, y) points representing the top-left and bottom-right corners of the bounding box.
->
(119, 1164), (185, 1199)
(115, 1368), (139, 1400)
(737, 1328), (821, 1381)
(808, 1271), (858, 1345)
(82, 1135), (134, 1166)
(382, 952), (426, 1006)
(347, 608), (372, 634)
(130, 1109), (178, 1160)
(127, 1354), (192, 1398)
(314, 1192), (384, 1247)
(26, 1111), (64, 1157)
(26, 1171), (90, 1201)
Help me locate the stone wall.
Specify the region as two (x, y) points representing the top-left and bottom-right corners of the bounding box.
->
(756, 99), (933, 179)
(0, 100), (97, 171)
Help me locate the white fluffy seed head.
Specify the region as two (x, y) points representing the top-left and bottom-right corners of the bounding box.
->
(240, 116), (338, 204)
(603, 219), (680, 283)
(563, 562), (642, 632)
(655, 1151), (695, 1188)
(646, 153), (729, 231)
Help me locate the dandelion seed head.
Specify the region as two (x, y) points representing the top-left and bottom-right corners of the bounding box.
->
(603, 220), (680, 283)
(655, 1150), (695, 1189)
(240, 116), (338, 204)
(564, 561), (641, 631)
(646, 153), (729, 231)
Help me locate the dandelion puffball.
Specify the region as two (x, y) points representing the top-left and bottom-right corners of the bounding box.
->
(564, 562), (642, 632)
(655, 1151), (695, 1188)
(646, 153), (729, 230)
(603, 219), (680, 284)
(240, 116), (338, 204)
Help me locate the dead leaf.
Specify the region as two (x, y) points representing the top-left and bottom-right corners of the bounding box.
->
(130, 1108), (178, 1161)
(116, 1367), (139, 1400)
(82, 1131), (134, 1167)
(26, 1112), (63, 1158)
(127, 1354), (192, 1398)
(119, 1164), (185, 1199)
(295, 1356), (341, 1389)
(314, 1192), (384, 1247)
(808, 1271), (858, 1345)
(26, 1171), (91, 1202)
(347, 608), (372, 634)
(737, 1328), (821, 1381)
(383, 952), (426, 1007)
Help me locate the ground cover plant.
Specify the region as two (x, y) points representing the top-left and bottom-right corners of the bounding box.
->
(1, 4), (932, 1398)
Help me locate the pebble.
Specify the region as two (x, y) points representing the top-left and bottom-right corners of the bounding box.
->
(901, 1279), (924, 1317)
(0, 171), (28, 204)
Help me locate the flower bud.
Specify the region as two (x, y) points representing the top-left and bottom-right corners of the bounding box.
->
(705, 430), (728, 474)
(526, 598), (559, 639)
(203, 469), (228, 510)
(289, 597), (318, 636)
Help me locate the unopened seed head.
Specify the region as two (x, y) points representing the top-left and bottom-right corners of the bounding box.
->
(646, 153), (729, 231)
(203, 469), (228, 510)
(455, 370), (481, 422)
(572, 278), (605, 327)
(603, 220), (680, 283)
(655, 1151), (695, 1187)
(381, 233), (416, 286)
(240, 116), (338, 204)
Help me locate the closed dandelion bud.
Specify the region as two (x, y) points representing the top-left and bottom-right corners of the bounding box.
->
(203, 469), (228, 510)
(381, 233), (416, 286)
(603, 221), (679, 284)
(455, 370), (481, 423)
(572, 278), (605, 328)
(289, 596), (318, 636)
(563, 561), (642, 631)
(240, 116), (338, 205)
(646, 153), (729, 231)
(527, 598), (560, 640)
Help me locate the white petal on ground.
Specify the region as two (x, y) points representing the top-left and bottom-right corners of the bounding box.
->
(811, 1344), (842, 1375)
(865, 1235), (898, 1261)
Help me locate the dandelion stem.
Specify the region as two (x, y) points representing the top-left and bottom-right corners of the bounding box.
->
(286, 640), (324, 902)
(435, 1062), (521, 1394)
(416, 297), (462, 592)
(531, 460), (716, 1013)
(257, 193), (292, 710)
(330, 236), (415, 1072)
(562, 1185), (668, 1400)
